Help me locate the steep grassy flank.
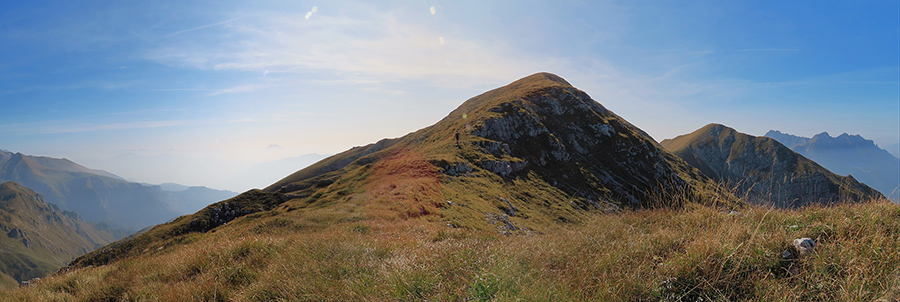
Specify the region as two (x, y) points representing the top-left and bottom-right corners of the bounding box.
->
(0, 182), (116, 289)
(5, 200), (898, 301)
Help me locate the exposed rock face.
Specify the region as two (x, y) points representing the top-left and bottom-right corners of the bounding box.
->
(184, 190), (284, 234)
(463, 74), (706, 208)
(661, 124), (884, 207)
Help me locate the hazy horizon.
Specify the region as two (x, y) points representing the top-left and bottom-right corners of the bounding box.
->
(2, 1), (898, 192)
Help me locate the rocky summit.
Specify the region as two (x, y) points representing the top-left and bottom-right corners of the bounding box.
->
(266, 72), (733, 221)
(661, 124), (884, 207)
(67, 73), (736, 270)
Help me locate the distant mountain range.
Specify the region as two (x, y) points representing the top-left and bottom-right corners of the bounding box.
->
(765, 130), (900, 201)
(0, 181), (117, 289)
(661, 124), (884, 207)
(0, 150), (238, 231)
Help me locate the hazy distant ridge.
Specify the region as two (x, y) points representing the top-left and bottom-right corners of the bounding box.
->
(765, 130), (900, 201)
(0, 150), (238, 230)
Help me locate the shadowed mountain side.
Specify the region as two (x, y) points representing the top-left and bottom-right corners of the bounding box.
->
(662, 124), (884, 207)
(0, 182), (116, 289)
(766, 130), (900, 201)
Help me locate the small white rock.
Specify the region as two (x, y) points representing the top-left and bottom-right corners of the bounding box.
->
(793, 238), (816, 256)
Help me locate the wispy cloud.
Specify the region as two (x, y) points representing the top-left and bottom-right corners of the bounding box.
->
(165, 17), (243, 37)
(150, 88), (218, 92)
(0, 119), (190, 135)
(43, 120), (190, 134)
(207, 83), (272, 96)
(145, 7), (549, 89)
(740, 48), (800, 52)
(0, 116), (265, 135)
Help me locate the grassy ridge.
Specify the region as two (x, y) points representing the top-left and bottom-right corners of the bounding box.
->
(4, 200), (897, 301)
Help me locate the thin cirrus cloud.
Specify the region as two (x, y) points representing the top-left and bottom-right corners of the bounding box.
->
(0, 120), (190, 135)
(164, 17), (244, 38)
(144, 9), (551, 88)
(0, 117), (261, 136)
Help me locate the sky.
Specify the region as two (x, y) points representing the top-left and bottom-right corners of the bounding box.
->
(1, 0), (898, 192)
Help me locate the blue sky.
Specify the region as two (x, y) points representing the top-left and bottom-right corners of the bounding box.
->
(1, 0), (898, 192)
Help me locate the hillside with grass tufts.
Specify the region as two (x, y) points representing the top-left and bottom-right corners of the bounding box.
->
(3, 73), (897, 301)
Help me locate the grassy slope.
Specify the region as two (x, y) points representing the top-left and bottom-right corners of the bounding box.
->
(0, 182), (116, 290)
(4, 200), (898, 301)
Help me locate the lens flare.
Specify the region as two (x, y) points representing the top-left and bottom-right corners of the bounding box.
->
(430, 6), (435, 15)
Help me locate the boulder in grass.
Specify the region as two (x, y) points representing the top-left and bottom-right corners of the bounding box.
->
(793, 238), (816, 256)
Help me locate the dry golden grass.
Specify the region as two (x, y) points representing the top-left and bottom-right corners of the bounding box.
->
(4, 199), (898, 302)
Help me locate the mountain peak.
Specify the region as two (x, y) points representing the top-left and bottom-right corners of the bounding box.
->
(662, 125), (884, 207)
(509, 72), (572, 87)
(268, 72), (731, 215)
(814, 132), (831, 137)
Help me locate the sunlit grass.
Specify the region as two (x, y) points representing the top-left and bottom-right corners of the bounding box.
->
(4, 199), (898, 301)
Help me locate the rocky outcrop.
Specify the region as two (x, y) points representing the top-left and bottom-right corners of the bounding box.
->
(462, 74), (706, 208)
(184, 190), (284, 234)
(480, 160), (527, 177)
(662, 124), (884, 207)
